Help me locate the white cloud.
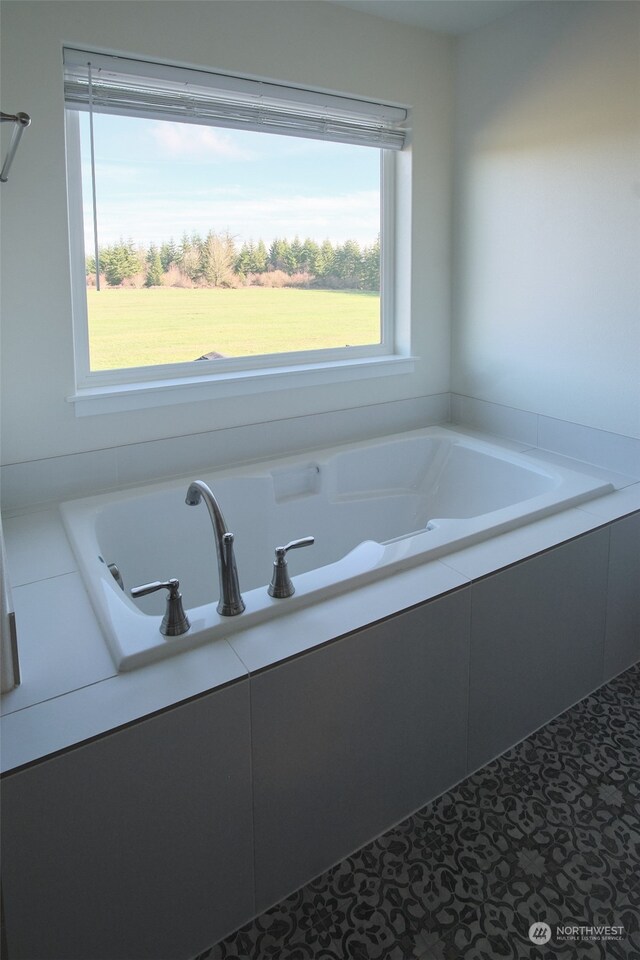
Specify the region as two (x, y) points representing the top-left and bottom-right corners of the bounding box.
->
(149, 122), (254, 161)
(88, 190), (380, 248)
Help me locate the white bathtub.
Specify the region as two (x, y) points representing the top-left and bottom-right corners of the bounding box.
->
(60, 427), (613, 671)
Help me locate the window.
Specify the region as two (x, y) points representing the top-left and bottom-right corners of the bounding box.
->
(63, 49), (410, 412)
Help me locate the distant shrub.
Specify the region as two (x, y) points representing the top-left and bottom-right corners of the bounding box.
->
(254, 270), (289, 288)
(121, 271), (146, 289)
(164, 263), (194, 288)
(287, 272), (314, 288)
(251, 270), (314, 288)
(312, 274), (359, 290)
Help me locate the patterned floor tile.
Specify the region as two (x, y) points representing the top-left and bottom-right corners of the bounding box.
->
(372, 811), (440, 862)
(600, 774), (640, 821)
(502, 741), (609, 809)
(600, 665), (640, 705)
(424, 879), (611, 960)
(211, 887), (323, 959)
(212, 662), (640, 960)
(599, 882), (640, 959)
(291, 847), (433, 959)
(528, 703), (640, 777)
(420, 792), (529, 864)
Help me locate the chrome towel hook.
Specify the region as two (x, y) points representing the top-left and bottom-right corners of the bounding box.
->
(0, 111), (31, 183)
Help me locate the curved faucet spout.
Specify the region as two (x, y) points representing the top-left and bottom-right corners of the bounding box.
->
(185, 480), (245, 616)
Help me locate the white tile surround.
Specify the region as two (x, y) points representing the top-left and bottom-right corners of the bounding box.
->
(1, 406), (639, 762)
(2, 393), (640, 512)
(0, 405), (637, 752)
(450, 394), (640, 479)
(2, 407), (639, 959)
(0, 395), (450, 512)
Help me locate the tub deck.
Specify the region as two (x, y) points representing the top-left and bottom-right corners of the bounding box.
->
(59, 427), (613, 671)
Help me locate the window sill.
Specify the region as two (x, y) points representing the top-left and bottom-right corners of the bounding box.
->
(67, 354), (416, 417)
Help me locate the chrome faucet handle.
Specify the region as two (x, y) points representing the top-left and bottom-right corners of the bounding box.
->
(130, 578), (191, 637)
(268, 537), (315, 599)
(276, 537), (315, 557)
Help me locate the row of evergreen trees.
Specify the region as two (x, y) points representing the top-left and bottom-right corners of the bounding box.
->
(87, 232), (380, 291)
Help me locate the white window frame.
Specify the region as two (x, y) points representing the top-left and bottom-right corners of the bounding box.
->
(64, 57), (414, 417)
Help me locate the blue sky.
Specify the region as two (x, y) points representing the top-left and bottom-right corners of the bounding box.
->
(80, 113), (381, 251)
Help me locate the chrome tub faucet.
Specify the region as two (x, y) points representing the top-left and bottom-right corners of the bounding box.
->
(185, 480), (245, 617)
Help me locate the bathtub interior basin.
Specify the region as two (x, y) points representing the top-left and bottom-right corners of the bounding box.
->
(60, 427), (613, 671)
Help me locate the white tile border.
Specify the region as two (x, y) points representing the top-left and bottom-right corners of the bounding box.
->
(450, 394), (538, 446)
(1, 421), (638, 773)
(576, 482), (640, 524)
(451, 394), (640, 480)
(227, 560), (468, 675)
(0, 573), (117, 717)
(518, 448), (638, 491)
(537, 414), (640, 478)
(3, 393), (638, 512)
(439, 507), (606, 583)
(2, 509), (77, 587)
(1, 394), (450, 513)
(1, 448), (119, 515)
(0, 640), (248, 772)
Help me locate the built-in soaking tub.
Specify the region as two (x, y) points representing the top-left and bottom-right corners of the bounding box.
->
(60, 427), (613, 671)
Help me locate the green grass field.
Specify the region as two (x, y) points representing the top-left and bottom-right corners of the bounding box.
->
(87, 287), (380, 370)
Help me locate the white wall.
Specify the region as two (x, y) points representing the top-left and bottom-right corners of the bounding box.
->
(0, 1), (453, 465)
(4, 0), (637, 471)
(452, 1), (640, 439)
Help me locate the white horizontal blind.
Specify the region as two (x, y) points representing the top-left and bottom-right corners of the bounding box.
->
(63, 49), (408, 150)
